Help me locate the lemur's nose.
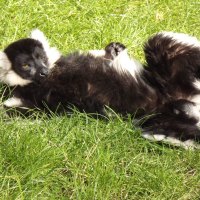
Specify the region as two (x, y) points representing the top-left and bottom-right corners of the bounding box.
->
(39, 68), (49, 77)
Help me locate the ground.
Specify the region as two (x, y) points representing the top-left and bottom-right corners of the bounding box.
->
(0, 0), (200, 199)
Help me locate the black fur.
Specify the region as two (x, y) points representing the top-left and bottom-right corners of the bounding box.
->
(144, 33), (200, 99)
(142, 33), (200, 142)
(141, 100), (200, 141)
(4, 38), (49, 83)
(2, 32), (200, 146)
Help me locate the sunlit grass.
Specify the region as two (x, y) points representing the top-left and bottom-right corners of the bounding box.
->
(0, 0), (200, 199)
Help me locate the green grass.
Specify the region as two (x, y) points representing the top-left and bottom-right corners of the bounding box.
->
(0, 0), (200, 199)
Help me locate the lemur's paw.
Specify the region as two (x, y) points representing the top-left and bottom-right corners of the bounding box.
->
(105, 42), (126, 59)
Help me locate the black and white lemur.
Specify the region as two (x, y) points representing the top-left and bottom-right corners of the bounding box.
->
(1, 29), (200, 149)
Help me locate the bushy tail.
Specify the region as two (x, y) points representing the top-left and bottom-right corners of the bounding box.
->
(144, 32), (200, 78)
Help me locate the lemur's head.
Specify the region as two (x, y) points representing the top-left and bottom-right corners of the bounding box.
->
(0, 29), (61, 86)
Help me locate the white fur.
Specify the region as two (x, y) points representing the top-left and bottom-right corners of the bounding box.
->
(173, 100), (200, 127)
(0, 51), (11, 72)
(189, 93), (200, 105)
(0, 52), (32, 86)
(189, 79), (200, 104)
(193, 79), (200, 90)
(112, 49), (142, 79)
(173, 109), (180, 115)
(161, 32), (200, 47)
(184, 101), (200, 127)
(88, 49), (142, 79)
(142, 132), (200, 149)
(88, 50), (106, 57)
(142, 133), (166, 141)
(3, 70), (32, 86)
(30, 29), (50, 51)
(3, 97), (24, 108)
(30, 29), (61, 68)
(182, 102), (200, 121)
(47, 47), (61, 68)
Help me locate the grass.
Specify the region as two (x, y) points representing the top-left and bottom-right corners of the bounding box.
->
(0, 0), (200, 199)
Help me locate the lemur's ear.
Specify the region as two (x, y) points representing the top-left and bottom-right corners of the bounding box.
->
(30, 29), (61, 68)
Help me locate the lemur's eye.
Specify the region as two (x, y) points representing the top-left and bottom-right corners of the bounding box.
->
(22, 64), (30, 70)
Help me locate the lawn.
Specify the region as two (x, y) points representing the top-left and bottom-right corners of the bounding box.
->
(0, 0), (200, 199)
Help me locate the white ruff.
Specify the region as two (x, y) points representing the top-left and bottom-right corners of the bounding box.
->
(161, 32), (200, 47)
(3, 70), (32, 86)
(0, 52), (32, 86)
(0, 51), (11, 73)
(30, 29), (61, 68)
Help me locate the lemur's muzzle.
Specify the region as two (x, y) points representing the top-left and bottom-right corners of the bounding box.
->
(39, 67), (49, 78)
(35, 67), (49, 83)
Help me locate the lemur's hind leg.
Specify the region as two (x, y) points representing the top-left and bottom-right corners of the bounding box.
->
(105, 42), (143, 78)
(141, 99), (200, 149)
(104, 42), (126, 60)
(88, 42), (126, 59)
